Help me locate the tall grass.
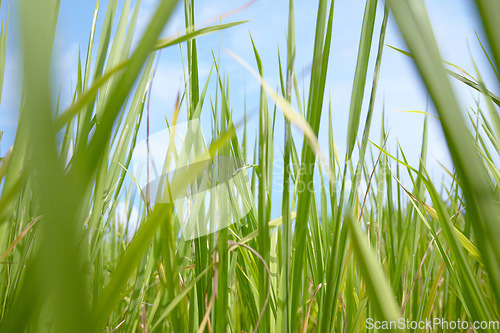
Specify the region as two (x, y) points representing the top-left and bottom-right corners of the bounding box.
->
(0, 0), (500, 332)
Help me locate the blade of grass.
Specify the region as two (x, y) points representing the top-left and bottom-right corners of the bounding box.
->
(388, 0), (500, 312)
(346, 214), (402, 329)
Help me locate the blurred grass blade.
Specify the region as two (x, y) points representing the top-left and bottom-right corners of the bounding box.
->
(475, 0), (500, 74)
(388, 0), (500, 308)
(345, 0), (378, 160)
(346, 214), (402, 328)
(0, 7), (7, 104)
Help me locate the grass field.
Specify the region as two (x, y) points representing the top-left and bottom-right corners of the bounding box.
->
(1, 0), (500, 332)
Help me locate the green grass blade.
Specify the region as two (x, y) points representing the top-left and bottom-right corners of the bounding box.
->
(345, 0), (378, 160)
(346, 214), (402, 329)
(388, 0), (500, 311)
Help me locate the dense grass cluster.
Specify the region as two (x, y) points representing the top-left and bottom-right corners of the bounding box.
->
(1, 0), (500, 332)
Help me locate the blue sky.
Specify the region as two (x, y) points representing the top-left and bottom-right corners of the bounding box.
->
(0, 0), (496, 219)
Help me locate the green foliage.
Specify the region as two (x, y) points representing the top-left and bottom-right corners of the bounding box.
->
(0, 0), (500, 332)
